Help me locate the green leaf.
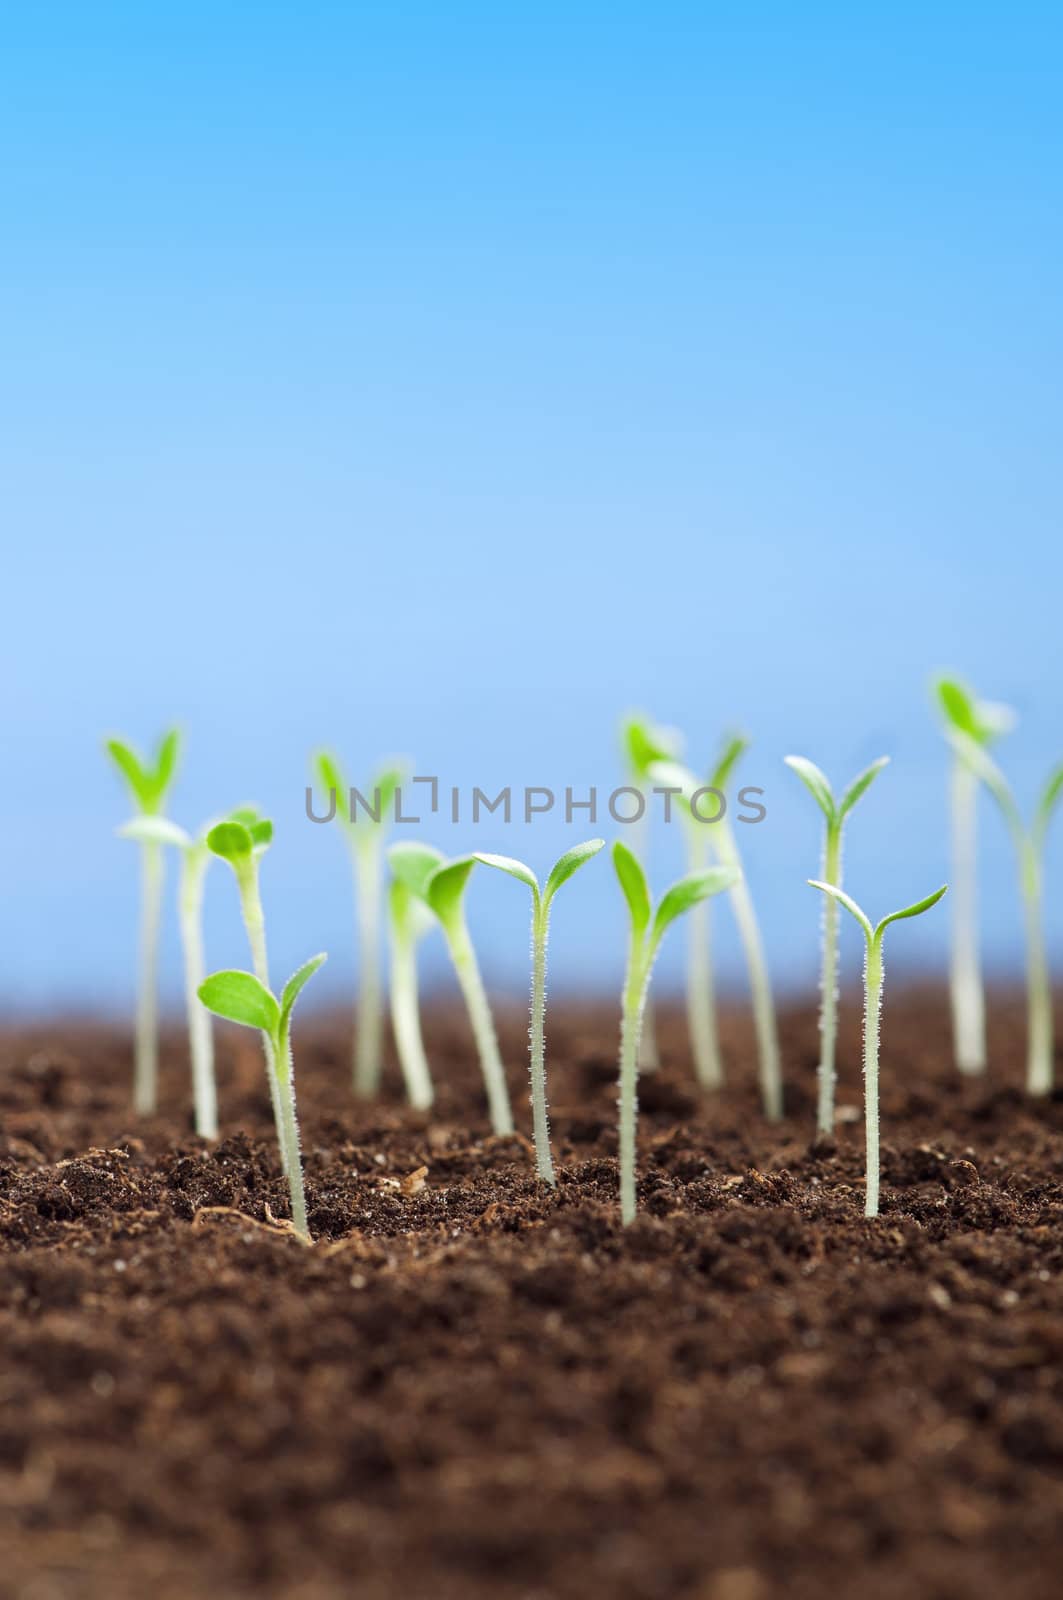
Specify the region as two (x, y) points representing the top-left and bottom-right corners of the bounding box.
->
(621, 713), (683, 780)
(651, 866), (738, 953)
(783, 756), (835, 822)
(710, 732), (749, 794)
(152, 728), (181, 802)
(388, 841), (446, 900)
(612, 840), (651, 937)
(313, 750), (348, 819)
(198, 969), (279, 1034)
(808, 879), (874, 945)
(876, 884), (948, 936)
(934, 675), (1016, 746)
(228, 805), (262, 827)
(474, 852), (540, 895)
(837, 756), (890, 822)
(207, 820), (255, 865)
(426, 856), (477, 928)
(1034, 762), (1063, 851)
(371, 763), (406, 822)
(248, 817), (273, 852)
(104, 737), (154, 812)
(279, 952), (328, 1033)
(543, 838), (606, 905)
(117, 816), (191, 850)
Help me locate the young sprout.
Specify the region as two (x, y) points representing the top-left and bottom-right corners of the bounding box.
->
(313, 753), (404, 1098)
(809, 880), (947, 1217)
(116, 815), (220, 1139)
(388, 844), (514, 1135)
(387, 872), (435, 1112)
(612, 841), (737, 1224)
(784, 755), (889, 1136)
(474, 841), (606, 1185)
(933, 677), (1016, 1074)
(650, 737), (783, 1120)
(198, 955), (326, 1241)
(205, 811), (291, 1166)
(620, 712), (684, 1072)
(104, 728), (181, 1115)
(947, 733), (1063, 1095)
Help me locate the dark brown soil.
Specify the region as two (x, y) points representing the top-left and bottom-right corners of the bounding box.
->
(1, 989), (1061, 1600)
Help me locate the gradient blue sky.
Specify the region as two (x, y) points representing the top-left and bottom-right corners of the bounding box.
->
(3, 3), (1061, 1013)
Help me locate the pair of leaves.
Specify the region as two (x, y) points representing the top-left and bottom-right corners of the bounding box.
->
(613, 840), (738, 956)
(934, 675), (1015, 747)
(198, 953), (327, 1041)
(621, 713), (684, 781)
(388, 843), (478, 930)
(313, 751), (405, 833)
(949, 732), (1063, 855)
(784, 755), (889, 830)
(647, 733), (749, 823)
(207, 809), (274, 867)
(105, 730), (181, 815)
(808, 880), (947, 948)
(472, 840), (605, 910)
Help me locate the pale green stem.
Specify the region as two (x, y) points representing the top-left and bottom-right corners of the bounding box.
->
(235, 863), (288, 1176)
(134, 839), (164, 1115)
(446, 917), (514, 1135)
(388, 905), (433, 1110)
(949, 759), (987, 1074)
(179, 848), (217, 1139)
(863, 937), (884, 1218)
(274, 1022), (309, 1240)
(1020, 843), (1053, 1096)
(631, 801), (659, 1073)
(684, 826), (722, 1089)
(619, 935), (648, 1226)
(352, 842), (384, 1097)
(716, 819), (782, 1120)
(817, 824), (842, 1135)
(529, 898), (556, 1185)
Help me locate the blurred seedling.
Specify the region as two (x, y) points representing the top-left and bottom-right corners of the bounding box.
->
(474, 841), (606, 1183)
(784, 755), (889, 1135)
(612, 841), (737, 1224)
(312, 752), (405, 1098)
(104, 728), (181, 1115)
(388, 843), (513, 1135)
(809, 880), (947, 1216)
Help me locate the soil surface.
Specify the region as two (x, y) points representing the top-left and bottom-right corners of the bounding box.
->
(1, 989), (1061, 1600)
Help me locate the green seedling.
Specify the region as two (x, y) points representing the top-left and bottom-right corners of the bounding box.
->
(474, 841), (606, 1184)
(313, 752), (405, 1098)
(933, 676), (1016, 1075)
(387, 873), (435, 1112)
(784, 755), (889, 1135)
(809, 881), (947, 1216)
(948, 732), (1063, 1095)
(620, 712), (684, 1072)
(205, 811), (292, 1166)
(388, 843), (513, 1135)
(198, 955), (326, 1241)
(117, 815), (220, 1139)
(650, 737), (783, 1119)
(612, 841), (737, 1224)
(105, 728), (181, 1115)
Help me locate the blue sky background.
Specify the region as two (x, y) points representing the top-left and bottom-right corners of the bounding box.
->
(3, 3), (1061, 1015)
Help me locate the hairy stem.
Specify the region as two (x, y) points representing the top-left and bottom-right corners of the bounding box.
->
(685, 827), (722, 1089)
(631, 802), (659, 1073)
(134, 839), (164, 1115)
(236, 864), (287, 1175)
(949, 758), (987, 1074)
(1021, 845), (1053, 1096)
(447, 918), (514, 1136)
(179, 849), (217, 1139)
(274, 1024), (309, 1240)
(863, 937), (884, 1218)
(352, 843), (384, 1098)
(817, 824), (842, 1135)
(619, 938), (648, 1225)
(529, 899), (556, 1185)
(388, 911), (433, 1110)
(716, 820), (782, 1120)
